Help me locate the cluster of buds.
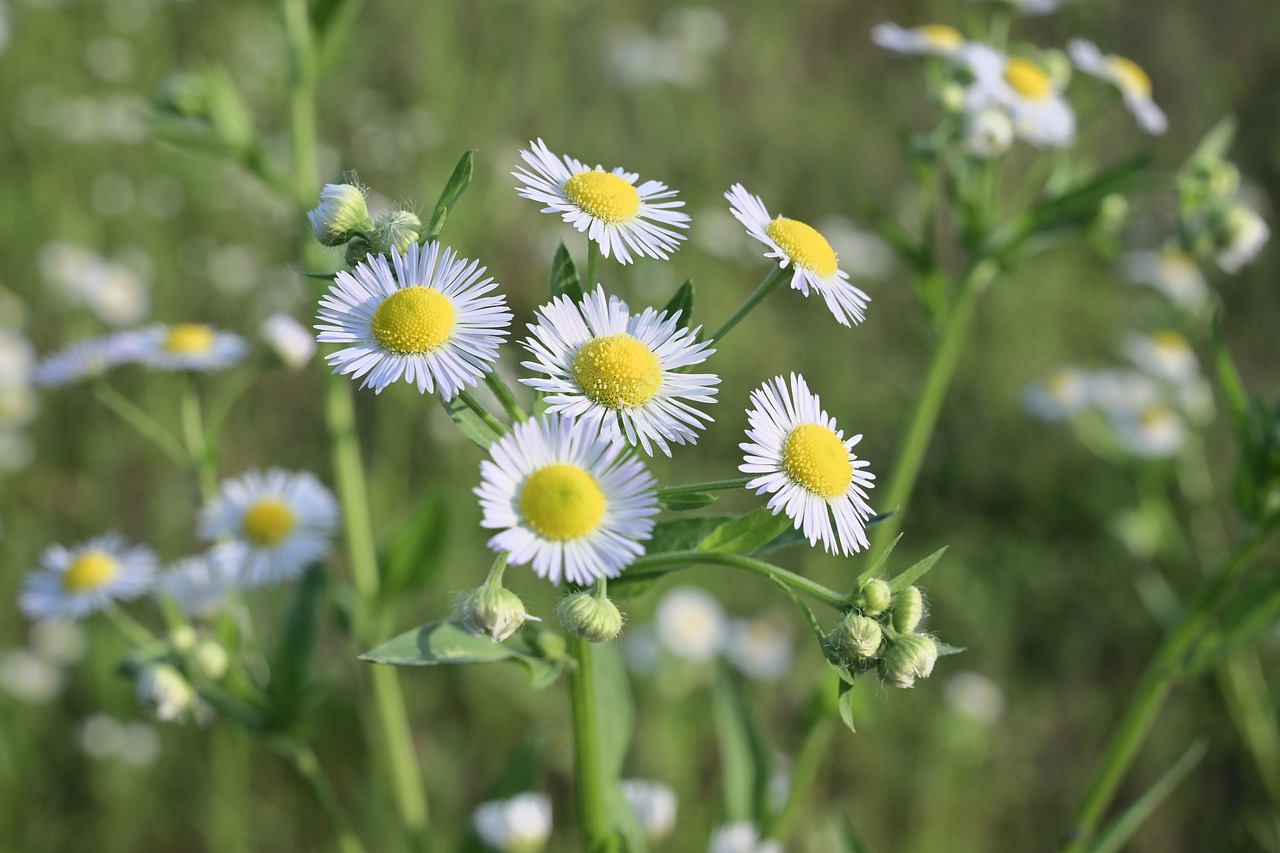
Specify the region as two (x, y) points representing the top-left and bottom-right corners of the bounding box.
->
(1176, 126), (1270, 275)
(307, 182), (423, 265)
(130, 626), (232, 725)
(829, 579), (941, 688)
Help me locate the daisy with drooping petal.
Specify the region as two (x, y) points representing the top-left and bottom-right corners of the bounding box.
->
(962, 44), (1075, 148)
(19, 534), (157, 621)
(871, 22), (966, 58)
(198, 469), (339, 587)
(1122, 330), (1199, 384)
(740, 374), (875, 556)
(317, 242), (511, 397)
(726, 184), (870, 326)
(1068, 39), (1166, 135)
(475, 413), (658, 586)
(32, 333), (141, 387)
(513, 138), (689, 264)
(520, 285), (719, 457)
(1118, 247), (1209, 310)
(125, 323), (248, 372)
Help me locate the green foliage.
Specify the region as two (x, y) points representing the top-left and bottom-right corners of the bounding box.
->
(425, 150), (475, 242)
(550, 242), (585, 302)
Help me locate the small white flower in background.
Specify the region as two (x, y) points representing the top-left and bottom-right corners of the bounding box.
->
(725, 616), (794, 681)
(116, 721), (161, 767)
(727, 184), (871, 326)
(28, 620), (86, 664)
(125, 323), (249, 372)
(38, 241), (101, 299)
(963, 0), (1060, 15)
(514, 139), (690, 264)
(943, 670), (1007, 725)
(621, 779), (678, 841)
(741, 374), (876, 556)
(655, 586), (727, 662)
(200, 469), (339, 587)
(962, 45), (1075, 148)
(476, 413), (658, 586)
(604, 8), (727, 90)
(260, 311), (316, 369)
(79, 714), (126, 759)
(1022, 365), (1090, 422)
(1118, 247), (1209, 310)
(1085, 369), (1161, 416)
(136, 663), (196, 722)
(708, 821), (782, 853)
(472, 792), (552, 853)
(520, 285), (719, 457)
(0, 649), (65, 703)
(814, 216), (896, 280)
(316, 242), (512, 397)
(1110, 405), (1185, 459)
(964, 107), (1015, 159)
(1121, 331), (1199, 384)
(32, 333), (141, 387)
(0, 330), (33, 387)
(871, 22), (966, 58)
(84, 260), (150, 326)
(158, 545), (244, 617)
(1216, 204), (1270, 274)
(19, 533), (157, 621)
(1068, 39), (1166, 135)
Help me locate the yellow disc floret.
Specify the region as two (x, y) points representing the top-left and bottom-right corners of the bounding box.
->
(572, 334), (663, 409)
(371, 287), (456, 355)
(920, 25), (963, 51)
(520, 463), (606, 541)
(1153, 330), (1188, 351)
(165, 324), (215, 354)
(242, 499), (298, 547)
(766, 218), (839, 277)
(63, 551), (119, 593)
(1003, 57), (1053, 101)
(563, 171), (641, 224)
(782, 423), (853, 500)
(1106, 55), (1152, 97)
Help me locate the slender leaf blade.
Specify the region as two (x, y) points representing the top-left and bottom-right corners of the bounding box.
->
(888, 547), (948, 592)
(549, 242), (583, 302)
(662, 280), (694, 329)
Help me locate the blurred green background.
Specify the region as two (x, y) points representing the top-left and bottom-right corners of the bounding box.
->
(1, 0), (1278, 850)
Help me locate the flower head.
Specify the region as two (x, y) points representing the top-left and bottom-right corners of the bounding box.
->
(1216, 204), (1269, 274)
(20, 534), (157, 621)
(514, 139), (689, 264)
(962, 45), (1075, 148)
(472, 792), (552, 853)
(158, 545), (244, 618)
(1118, 247), (1209, 310)
(125, 323), (248, 372)
(1068, 39), (1166, 135)
(1122, 330), (1199, 384)
(520, 285), (719, 457)
(871, 22), (966, 58)
(260, 312), (316, 370)
(708, 821), (782, 853)
(316, 242), (512, 397)
(725, 616), (793, 681)
(740, 375), (876, 556)
(32, 333), (141, 387)
(621, 779), (678, 842)
(655, 585), (727, 662)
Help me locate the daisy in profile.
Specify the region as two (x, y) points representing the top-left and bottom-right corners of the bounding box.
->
(1110, 405), (1185, 459)
(125, 323), (249, 372)
(32, 333), (140, 387)
(316, 241), (511, 397)
(1068, 39), (1166, 135)
(199, 469), (339, 587)
(475, 413), (658, 585)
(871, 22), (966, 58)
(1118, 246), (1208, 310)
(1122, 330), (1199, 383)
(962, 45), (1075, 148)
(157, 545), (243, 619)
(1022, 365), (1091, 422)
(520, 285), (719, 457)
(20, 534), (157, 621)
(740, 375), (875, 556)
(726, 184), (870, 326)
(513, 138), (689, 264)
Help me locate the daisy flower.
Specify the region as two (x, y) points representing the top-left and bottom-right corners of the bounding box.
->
(871, 22), (966, 58)
(19, 534), (157, 621)
(726, 184), (870, 326)
(520, 285), (719, 457)
(708, 821), (782, 853)
(1122, 330), (1199, 383)
(157, 545), (243, 619)
(32, 333), (140, 387)
(740, 374), (875, 556)
(199, 469), (339, 587)
(316, 241), (511, 397)
(1068, 39), (1166, 135)
(725, 616), (794, 681)
(1110, 405), (1185, 459)
(621, 779), (678, 842)
(125, 323), (249, 372)
(655, 585), (727, 662)
(1118, 247), (1209, 310)
(475, 413), (658, 586)
(513, 138), (689, 264)
(472, 793), (552, 853)
(1022, 365), (1090, 421)
(1216, 204), (1270, 274)
(962, 44), (1075, 148)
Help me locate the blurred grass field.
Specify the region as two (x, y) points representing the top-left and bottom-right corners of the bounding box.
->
(2, 0), (1279, 850)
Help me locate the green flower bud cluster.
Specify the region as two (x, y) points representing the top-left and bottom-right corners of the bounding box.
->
(1175, 130), (1269, 274)
(306, 182), (424, 265)
(830, 580), (943, 688)
(129, 627), (231, 725)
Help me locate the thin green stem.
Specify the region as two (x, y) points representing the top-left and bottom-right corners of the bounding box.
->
(567, 635), (611, 850)
(767, 714), (836, 841)
(484, 372), (527, 422)
(585, 239), (600, 291)
(457, 390), (509, 436)
(180, 378), (218, 499)
(105, 604), (155, 646)
(709, 266), (789, 344)
(655, 477), (752, 500)
(280, 742), (368, 853)
(94, 383), (187, 468)
(283, 0), (318, 206)
(620, 550), (846, 610)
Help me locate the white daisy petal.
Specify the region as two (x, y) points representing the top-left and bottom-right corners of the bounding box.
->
(120, 323), (248, 373)
(1068, 38), (1166, 136)
(871, 22), (966, 58)
(20, 534), (157, 621)
(157, 545), (244, 619)
(32, 332), (142, 387)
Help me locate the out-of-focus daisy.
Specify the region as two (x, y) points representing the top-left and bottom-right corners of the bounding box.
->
(1086, 369), (1161, 415)
(740, 374), (875, 556)
(126, 323), (248, 372)
(0, 330), (33, 387)
(964, 107), (1015, 159)
(944, 670), (1007, 725)
(520, 285), (719, 457)
(726, 184), (870, 326)
(259, 312), (316, 370)
(1216, 204), (1270, 274)
(655, 586), (727, 662)
(475, 413), (658, 586)
(963, 0), (1060, 15)
(1068, 39), (1166, 135)
(1110, 405), (1185, 458)
(708, 821), (782, 853)
(19, 534), (157, 621)
(513, 138), (689, 264)
(1022, 366), (1091, 421)
(84, 261), (150, 326)
(1122, 331), (1198, 383)
(962, 45), (1075, 148)
(725, 616), (793, 681)
(621, 779), (678, 842)
(157, 546), (243, 618)
(472, 792), (552, 853)
(28, 620), (87, 664)
(1118, 247), (1209, 310)
(0, 649), (65, 704)
(32, 333), (140, 387)
(316, 242), (511, 397)
(136, 664), (196, 723)
(198, 469), (339, 587)
(871, 22), (966, 58)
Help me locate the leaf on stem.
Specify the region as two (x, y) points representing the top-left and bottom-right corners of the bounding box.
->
(699, 507), (793, 555)
(267, 566), (326, 729)
(657, 492), (719, 511)
(441, 393), (503, 449)
(1087, 741), (1208, 853)
(425, 150), (475, 241)
(663, 280), (695, 329)
(549, 242), (584, 303)
(887, 547), (948, 592)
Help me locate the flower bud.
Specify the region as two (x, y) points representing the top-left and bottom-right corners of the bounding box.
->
(556, 590), (623, 643)
(891, 586), (924, 634)
(1042, 48), (1072, 90)
(169, 625), (197, 654)
(457, 585), (528, 643)
(964, 108), (1013, 159)
(190, 639), (229, 681)
(938, 82), (966, 115)
(878, 633), (938, 689)
(136, 664), (196, 722)
(832, 612), (883, 663)
(1097, 193), (1129, 232)
(1216, 203), (1270, 274)
(369, 210), (422, 258)
(308, 183), (372, 247)
(855, 578), (892, 616)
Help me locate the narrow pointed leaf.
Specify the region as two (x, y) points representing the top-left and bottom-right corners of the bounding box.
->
(425, 150), (474, 241)
(713, 677), (773, 823)
(549, 242), (584, 302)
(440, 393), (503, 449)
(857, 533), (903, 584)
(662, 280), (695, 329)
(1088, 741), (1207, 853)
(888, 547), (948, 592)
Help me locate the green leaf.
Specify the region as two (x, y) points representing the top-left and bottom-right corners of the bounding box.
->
(593, 642), (634, 781)
(425, 150), (474, 241)
(837, 679), (858, 733)
(712, 676), (773, 824)
(658, 492), (719, 511)
(887, 547), (948, 592)
(267, 566), (325, 727)
(662, 280), (694, 328)
(289, 265), (339, 280)
(1211, 319), (1257, 459)
(549, 242), (584, 302)
(440, 393), (502, 449)
(829, 813), (876, 853)
(360, 620), (518, 666)
(1188, 118), (1236, 166)
(1185, 572), (1280, 673)
(857, 533), (902, 585)
(934, 642), (966, 657)
(646, 516), (732, 554)
(699, 507), (793, 555)
(607, 575), (661, 602)
(1089, 741), (1207, 853)
(379, 493), (449, 600)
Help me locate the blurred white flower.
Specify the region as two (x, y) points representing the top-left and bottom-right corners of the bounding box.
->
(84, 261), (149, 325)
(964, 107), (1015, 159)
(725, 617), (793, 681)
(79, 714), (126, 758)
(472, 792), (552, 853)
(32, 333), (141, 387)
(0, 649), (65, 703)
(1085, 369), (1161, 416)
(964, 0), (1059, 15)
(158, 546), (244, 618)
(1118, 247), (1209, 310)
(0, 330), (33, 388)
(1121, 331), (1199, 384)
(708, 821), (782, 853)
(943, 670), (1007, 725)
(871, 22), (966, 58)
(962, 45), (1075, 148)
(621, 779), (677, 841)
(655, 586), (727, 662)
(124, 323), (248, 373)
(604, 8), (727, 90)
(28, 620), (86, 664)
(260, 311), (316, 369)
(1067, 39), (1166, 135)
(1216, 204), (1269, 274)
(1023, 365), (1090, 421)
(1110, 405), (1185, 459)
(137, 663), (196, 722)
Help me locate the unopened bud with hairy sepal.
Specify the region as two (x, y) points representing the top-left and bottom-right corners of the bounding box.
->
(855, 578), (892, 616)
(308, 183), (373, 247)
(556, 590), (623, 643)
(457, 585), (528, 643)
(878, 633), (938, 689)
(137, 663), (196, 722)
(190, 639), (229, 681)
(369, 210), (422, 258)
(832, 612), (883, 663)
(891, 586), (924, 634)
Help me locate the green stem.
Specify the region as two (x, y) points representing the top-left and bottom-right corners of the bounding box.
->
(180, 378), (219, 499)
(280, 742), (368, 853)
(767, 715), (836, 840)
(457, 390), (509, 436)
(484, 373), (527, 422)
(283, 0), (318, 206)
(567, 635), (611, 850)
(585, 239), (600, 291)
(105, 604), (155, 646)
(655, 477), (752, 500)
(620, 551), (846, 610)
(1062, 518), (1279, 852)
(94, 383), (187, 468)
(708, 266), (789, 344)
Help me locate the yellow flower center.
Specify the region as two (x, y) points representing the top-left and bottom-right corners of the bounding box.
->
(1159, 247), (1197, 272)
(563, 171), (641, 224)
(1140, 406), (1172, 430)
(765, 217), (839, 277)
(572, 334), (663, 409)
(1106, 55), (1151, 97)
(242, 499), (297, 547)
(1003, 57), (1053, 101)
(519, 463), (606, 541)
(370, 287), (456, 355)
(920, 25), (963, 51)
(62, 551), (119, 593)
(1152, 330), (1188, 351)
(165, 324), (215, 354)
(781, 423), (853, 500)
